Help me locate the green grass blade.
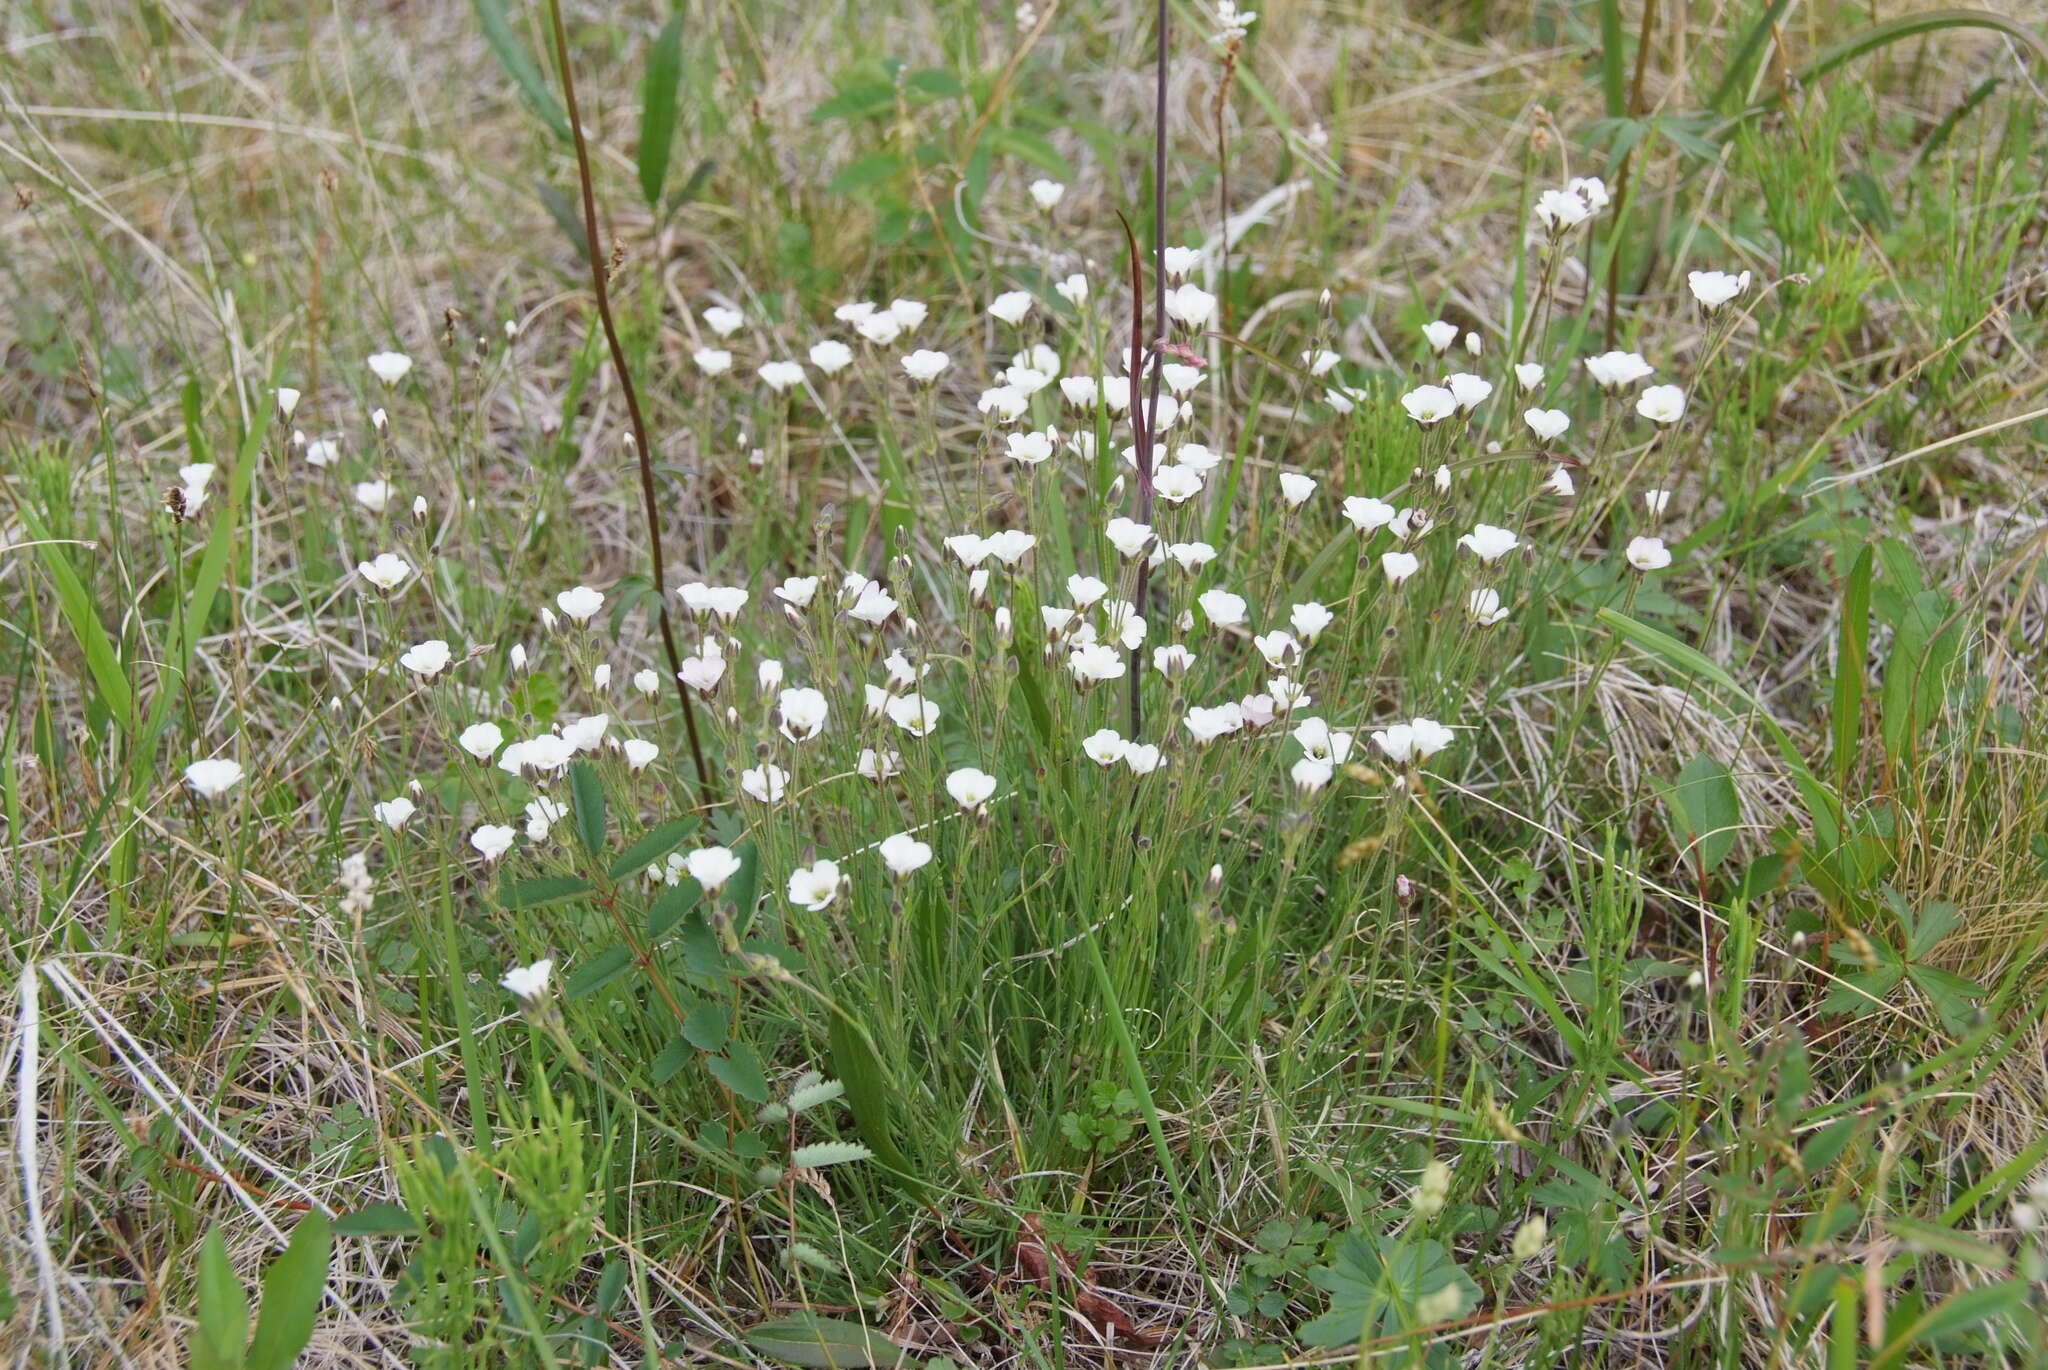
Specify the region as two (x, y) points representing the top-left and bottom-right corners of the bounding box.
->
(474, 0), (571, 140)
(637, 10), (686, 207)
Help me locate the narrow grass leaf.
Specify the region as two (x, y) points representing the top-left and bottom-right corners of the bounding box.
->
(637, 10), (686, 207)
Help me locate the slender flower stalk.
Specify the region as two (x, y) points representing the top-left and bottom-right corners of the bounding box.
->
(546, 0), (713, 806)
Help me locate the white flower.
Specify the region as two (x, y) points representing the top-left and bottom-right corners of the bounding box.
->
(1164, 283), (1217, 328)
(1524, 408), (1571, 442)
(1465, 331), (1483, 356)
(1067, 574), (1109, 608)
(621, 739), (658, 771)
(809, 340), (854, 374)
(1421, 320), (1458, 353)
(775, 575), (821, 608)
(184, 758), (243, 799)
(693, 347), (733, 375)
(1005, 363), (1053, 396)
(1687, 269), (1751, 311)
(470, 824), (517, 861)
(678, 653), (725, 693)
(1185, 703), (1245, 742)
(1293, 716), (1354, 764)
(1254, 630), (1299, 668)
(976, 385), (1028, 422)
(787, 859), (842, 911)
(353, 479), (393, 513)
(885, 297), (927, 329)
(459, 722), (504, 760)
(1343, 496), (1397, 534)
(1101, 517), (1152, 559)
(275, 387), (301, 419)
(1636, 384), (1686, 425)
(946, 767), (997, 811)
(944, 534), (990, 567)
(1152, 464), (1203, 506)
(303, 437), (342, 468)
(1410, 717), (1455, 758)
(633, 668), (662, 696)
(1125, 743), (1164, 774)
(1008, 429), (1056, 464)
(560, 714), (609, 752)
(556, 585), (604, 623)
(1270, 675), (1312, 711)
(741, 764), (788, 803)
(1163, 245), (1202, 278)
(988, 291), (1034, 325)
(1545, 465), (1576, 497)
(1381, 551), (1420, 585)
(855, 311), (903, 345)
(702, 305), (744, 336)
(356, 552), (412, 591)
(1626, 535), (1673, 571)
(1029, 178), (1066, 209)
(685, 845), (743, 891)
(1445, 373), (1493, 411)
(593, 664), (612, 691)
(835, 301), (877, 325)
(1644, 488), (1673, 516)
(777, 687), (829, 742)
(1058, 376), (1099, 408)
(1153, 643), (1195, 675)
(373, 796), (417, 829)
(1166, 541), (1217, 571)
(846, 580), (898, 627)
(1279, 472), (1317, 506)
(757, 361), (806, 392)
(1068, 642), (1127, 684)
(400, 640), (453, 678)
(1291, 756), (1334, 792)
(858, 747), (902, 781)
(1534, 187), (1590, 231)
(900, 349), (950, 382)
(1468, 588), (1511, 626)
(1082, 728), (1130, 766)
(1569, 176), (1610, 211)
(886, 693), (940, 737)
(878, 833), (933, 877)
(1514, 362), (1545, 390)
(1373, 723), (1417, 764)
(1303, 348), (1340, 377)
(1161, 363), (1205, 395)
(678, 582), (749, 621)
(1054, 273), (1089, 307)
(367, 351), (413, 385)
(1585, 350), (1654, 389)
(1099, 375), (1132, 412)
(1401, 384), (1458, 425)
(1290, 601), (1334, 642)
(500, 959), (553, 1000)
(1042, 606), (1077, 635)
(525, 795), (566, 840)
(1197, 588), (1248, 627)
(1458, 524), (1519, 563)
(984, 530), (1037, 565)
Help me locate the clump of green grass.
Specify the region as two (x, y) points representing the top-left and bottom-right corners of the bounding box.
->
(3, 1), (2047, 1367)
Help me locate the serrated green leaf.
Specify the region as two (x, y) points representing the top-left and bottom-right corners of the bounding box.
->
(245, 1213), (331, 1370)
(682, 1001), (727, 1052)
(565, 944), (635, 1001)
(652, 1035), (693, 1085)
(707, 1041), (768, 1102)
(637, 10), (685, 207)
(791, 1141), (873, 1169)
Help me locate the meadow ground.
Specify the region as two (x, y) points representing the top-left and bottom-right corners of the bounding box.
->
(4, 0), (2048, 1366)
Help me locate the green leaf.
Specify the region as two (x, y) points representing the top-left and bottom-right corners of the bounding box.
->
(245, 1213), (331, 1370)
(987, 126), (1070, 178)
(744, 1314), (902, 1368)
(652, 1034), (694, 1085)
(647, 879), (703, 938)
(1832, 546), (1872, 792)
(565, 944), (634, 1000)
(681, 1001), (727, 1052)
(19, 505), (136, 730)
(569, 761), (606, 857)
(1870, 1279), (2029, 1369)
(536, 180), (591, 261)
(608, 819), (695, 880)
(498, 874), (593, 910)
(1881, 1216), (2010, 1273)
(790, 1142), (873, 1169)
(472, 0), (570, 140)
(637, 10), (686, 207)
(1668, 753), (1741, 875)
(192, 1228), (249, 1370)
(828, 152), (904, 195)
(331, 1203), (418, 1237)
(725, 841), (760, 933)
(706, 1041), (768, 1102)
(828, 1007), (922, 1196)
(1299, 1232), (1479, 1347)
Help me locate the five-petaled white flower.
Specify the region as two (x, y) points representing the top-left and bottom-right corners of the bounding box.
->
(1400, 384), (1458, 426)
(1585, 351), (1654, 389)
(693, 347), (732, 375)
(1687, 269), (1751, 311)
(1626, 535), (1673, 571)
(1421, 320), (1458, 353)
(742, 764), (789, 804)
(901, 350), (950, 382)
(367, 351), (413, 385)
(1458, 523), (1519, 563)
(373, 796), (417, 829)
(1524, 408), (1570, 442)
(879, 833), (933, 877)
(1198, 588), (1248, 627)
(1445, 373), (1493, 411)
(1279, 472), (1317, 506)
(500, 959), (553, 1000)
(1382, 551), (1420, 585)
(400, 640), (453, 678)
(470, 824), (517, 862)
(1164, 283), (1217, 329)
(946, 767), (998, 811)
(1291, 601), (1334, 641)
(1468, 588), (1511, 626)
(988, 291), (1034, 325)
(809, 340), (853, 374)
(757, 361), (806, 392)
(621, 739), (658, 771)
(1636, 384), (1686, 425)
(787, 859), (842, 911)
(459, 722), (504, 760)
(357, 552), (412, 592)
(685, 846), (743, 891)
(1082, 729), (1129, 766)
(775, 576), (820, 608)
(556, 586), (604, 623)
(1029, 178), (1065, 209)
(777, 687), (829, 742)
(886, 693), (940, 736)
(702, 305), (744, 336)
